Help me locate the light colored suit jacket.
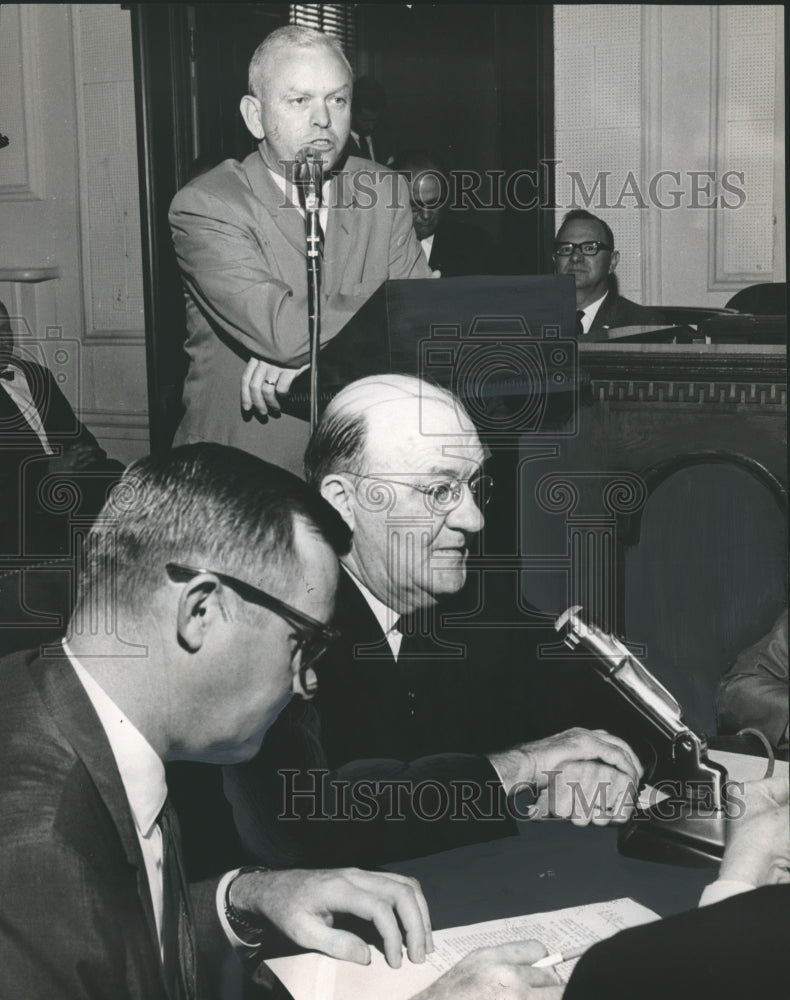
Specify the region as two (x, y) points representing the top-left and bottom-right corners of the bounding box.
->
(169, 151), (431, 459)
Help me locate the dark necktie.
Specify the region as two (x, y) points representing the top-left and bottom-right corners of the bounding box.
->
(576, 310), (586, 336)
(159, 799), (198, 1000)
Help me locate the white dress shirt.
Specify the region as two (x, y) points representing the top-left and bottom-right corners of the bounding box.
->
(0, 363), (54, 453)
(64, 642), (168, 958)
(63, 642), (251, 953)
(420, 234), (435, 263)
(577, 291), (608, 335)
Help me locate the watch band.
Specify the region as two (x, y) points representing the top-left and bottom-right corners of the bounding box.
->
(224, 865), (269, 945)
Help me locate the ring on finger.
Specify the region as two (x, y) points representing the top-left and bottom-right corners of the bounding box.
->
(263, 378), (278, 386)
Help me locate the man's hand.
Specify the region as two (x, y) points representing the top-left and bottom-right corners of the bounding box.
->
(241, 359), (308, 417)
(412, 941), (563, 1000)
(720, 774), (790, 886)
(229, 867), (433, 968)
(47, 443), (104, 473)
(489, 727), (643, 826)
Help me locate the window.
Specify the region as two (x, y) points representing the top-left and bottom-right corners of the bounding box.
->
(290, 5), (356, 62)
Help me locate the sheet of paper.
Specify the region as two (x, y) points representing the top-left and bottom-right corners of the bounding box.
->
(265, 896), (659, 1000)
(708, 749), (787, 784)
(637, 749), (786, 809)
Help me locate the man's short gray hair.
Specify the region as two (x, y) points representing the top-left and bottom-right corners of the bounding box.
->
(248, 25), (353, 99)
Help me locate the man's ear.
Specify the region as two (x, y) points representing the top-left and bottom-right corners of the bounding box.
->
(240, 95), (265, 140)
(320, 474), (356, 531)
(176, 573), (224, 652)
(608, 249), (620, 275)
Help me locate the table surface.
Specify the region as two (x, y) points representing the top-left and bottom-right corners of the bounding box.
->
(384, 818), (711, 931)
(251, 739), (782, 998)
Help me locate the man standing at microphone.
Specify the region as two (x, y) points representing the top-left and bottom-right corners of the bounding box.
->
(169, 26), (432, 471)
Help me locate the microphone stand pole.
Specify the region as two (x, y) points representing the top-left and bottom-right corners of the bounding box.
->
(297, 152), (323, 433)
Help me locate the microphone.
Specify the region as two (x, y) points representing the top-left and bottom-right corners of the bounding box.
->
(294, 148), (323, 260)
(294, 148), (324, 432)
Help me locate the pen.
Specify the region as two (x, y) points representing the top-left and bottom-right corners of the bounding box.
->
(531, 944), (589, 968)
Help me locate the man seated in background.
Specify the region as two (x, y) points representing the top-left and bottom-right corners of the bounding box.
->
(0, 299), (123, 558)
(224, 374), (643, 869)
(553, 210), (667, 336)
(392, 149), (499, 276)
(168, 27), (430, 473)
(717, 608), (789, 750)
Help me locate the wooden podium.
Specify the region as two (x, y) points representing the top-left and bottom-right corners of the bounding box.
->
(280, 274), (579, 433)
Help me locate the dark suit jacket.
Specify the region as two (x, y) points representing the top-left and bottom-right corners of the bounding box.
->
(221, 572), (636, 869)
(565, 884), (790, 999)
(0, 648), (174, 998)
(588, 291), (668, 335)
(168, 152), (430, 459)
(0, 358), (123, 556)
(0, 648), (230, 999)
(428, 217), (499, 277)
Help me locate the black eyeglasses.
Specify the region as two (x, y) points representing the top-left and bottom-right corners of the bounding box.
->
(554, 240), (613, 257)
(166, 563), (339, 699)
(342, 472), (494, 513)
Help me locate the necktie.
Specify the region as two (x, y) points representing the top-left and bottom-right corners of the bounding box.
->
(159, 799), (198, 1000)
(576, 310), (586, 336)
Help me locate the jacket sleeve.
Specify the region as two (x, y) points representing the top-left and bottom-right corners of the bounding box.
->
(224, 747), (516, 870)
(717, 610), (789, 747)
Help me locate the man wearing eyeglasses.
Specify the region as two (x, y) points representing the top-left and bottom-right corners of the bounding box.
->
(226, 375), (643, 869)
(553, 209), (666, 336)
(0, 443), (440, 998)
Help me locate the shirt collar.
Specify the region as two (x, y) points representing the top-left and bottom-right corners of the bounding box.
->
(580, 290), (608, 330)
(267, 166), (334, 210)
(62, 640), (166, 839)
(342, 566), (400, 636)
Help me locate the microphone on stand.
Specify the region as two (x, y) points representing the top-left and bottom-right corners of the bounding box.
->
(294, 148), (324, 433)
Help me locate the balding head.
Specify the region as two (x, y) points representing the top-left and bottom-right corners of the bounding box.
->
(391, 150), (448, 241)
(306, 376), (486, 612)
(304, 374), (477, 487)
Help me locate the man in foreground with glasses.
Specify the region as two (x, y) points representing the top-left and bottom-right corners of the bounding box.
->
(225, 375), (643, 869)
(553, 209), (666, 336)
(0, 443), (446, 997)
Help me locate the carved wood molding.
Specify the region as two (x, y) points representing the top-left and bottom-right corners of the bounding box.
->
(590, 379), (786, 406)
(580, 344), (787, 407)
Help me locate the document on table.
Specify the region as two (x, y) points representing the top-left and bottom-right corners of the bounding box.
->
(265, 896), (659, 1000)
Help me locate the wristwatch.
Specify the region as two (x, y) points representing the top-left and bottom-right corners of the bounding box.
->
(224, 865), (268, 945)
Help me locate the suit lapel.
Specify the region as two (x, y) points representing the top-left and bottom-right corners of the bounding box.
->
(243, 150), (307, 258)
(29, 651), (162, 964)
(322, 169), (360, 294)
(334, 569), (395, 662)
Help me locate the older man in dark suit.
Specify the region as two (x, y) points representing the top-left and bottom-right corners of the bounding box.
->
(0, 444), (436, 999)
(225, 375), (643, 869)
